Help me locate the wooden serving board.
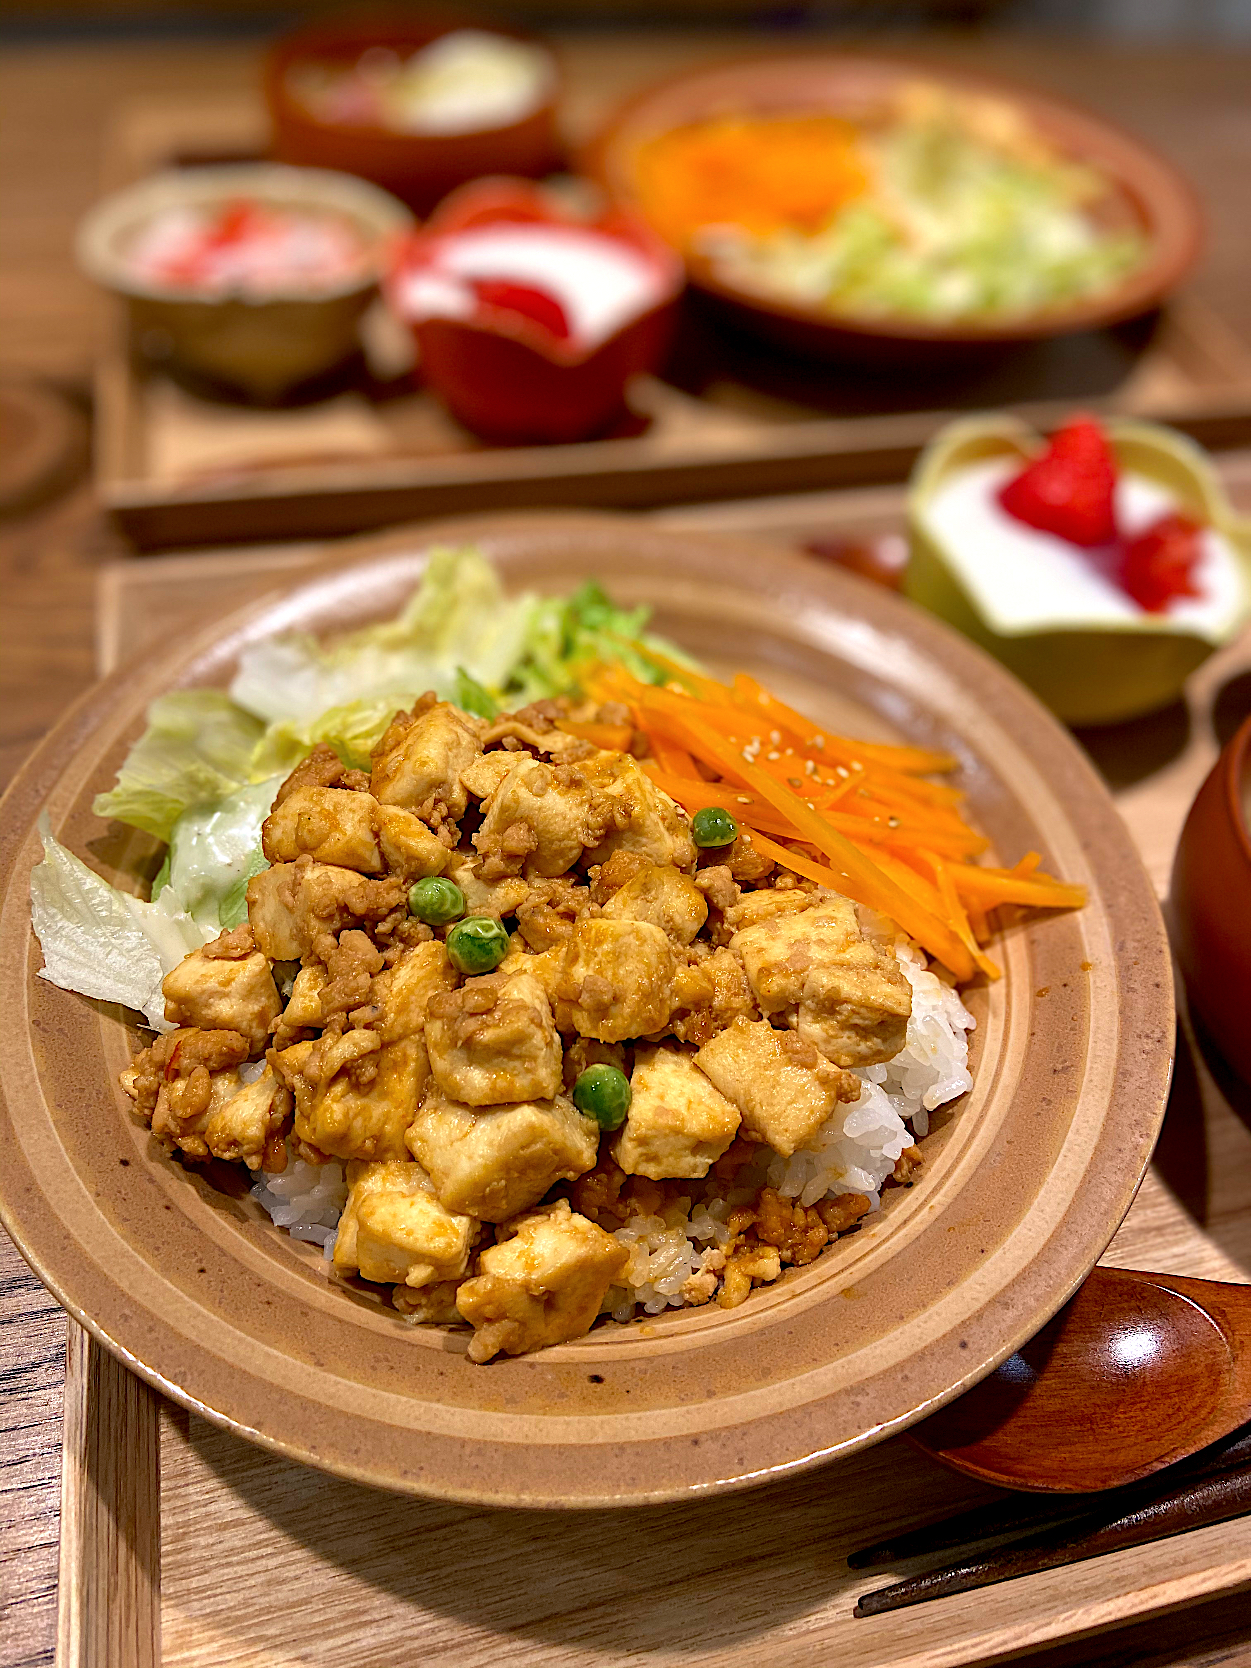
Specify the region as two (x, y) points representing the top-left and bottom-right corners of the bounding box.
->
(94, 86), (1251, 550)
(60, 482), (1251, 1667)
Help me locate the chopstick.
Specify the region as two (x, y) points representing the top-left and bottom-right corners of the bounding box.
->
(851, 1425), (1251, 1615)
(849, 1424), (1251, 1571)
(853, 1462), (1251, 1615)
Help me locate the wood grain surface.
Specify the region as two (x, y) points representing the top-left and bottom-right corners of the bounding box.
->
(4, 27), (1251, 1668)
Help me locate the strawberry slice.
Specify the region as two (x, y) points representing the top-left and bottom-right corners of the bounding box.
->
(471, 278), (570, 340)
(998, 415), (1118, 548)
(1118, 512), (1204, 613)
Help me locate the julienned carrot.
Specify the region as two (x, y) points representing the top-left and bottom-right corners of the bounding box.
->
(942, 860), (1087, 911)
(678, 713), (976, 979)
(580, 656), (1084, 977)
(730, 672), (958, 776)
(555, 719), (634, 751)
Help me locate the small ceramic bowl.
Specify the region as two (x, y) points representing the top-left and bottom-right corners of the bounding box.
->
(264, 18), (562, 216)
(585, 53), (1203, 368)
(905, 414), (1251, 726)
(76, 164), (413, 402)
(1171, 716), (1251, 1080)
(385, 178), (684, 444)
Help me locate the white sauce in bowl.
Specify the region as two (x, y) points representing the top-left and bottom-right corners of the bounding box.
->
(924, 457), (1245, 637)
(393, 225), (663, 349)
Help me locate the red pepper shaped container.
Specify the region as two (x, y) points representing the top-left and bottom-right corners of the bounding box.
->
(385, 178), (684, 444)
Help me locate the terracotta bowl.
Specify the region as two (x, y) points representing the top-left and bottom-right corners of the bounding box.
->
(584, 53), (1203, 367)
(265, 17), (562, 217)
(0, 514), (1172, 1506)
(75, 163), (413, 402)
(1171, 715), (1251, 1079)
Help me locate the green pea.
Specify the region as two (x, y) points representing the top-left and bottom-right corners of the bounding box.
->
(572, 1064), (632, 1131)
(691, 805), (739, 848)
(445, 915), (510, 975)
(408, 875), (466, 926)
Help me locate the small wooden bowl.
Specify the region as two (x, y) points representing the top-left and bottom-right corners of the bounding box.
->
(585, 53), (1204, 367)
(1171, 715), (1251, 1079)
(265, 17), (562, 217)
(75, 163), (412, 402)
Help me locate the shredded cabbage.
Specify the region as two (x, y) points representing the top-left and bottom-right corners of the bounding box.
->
(702, 88), (1147, 324)
(30, 815), (215, 1030)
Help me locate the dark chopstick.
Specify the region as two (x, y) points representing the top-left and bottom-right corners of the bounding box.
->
(849, 1424), (1251, 1570)
(853, 1459), (1251, 1616)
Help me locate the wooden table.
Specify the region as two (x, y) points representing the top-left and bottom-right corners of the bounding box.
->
(5, 29), (1251, 1668)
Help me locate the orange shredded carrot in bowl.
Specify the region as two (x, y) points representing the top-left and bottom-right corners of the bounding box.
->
(585, 655), (1086, 981)
(631, 114), (869, 247)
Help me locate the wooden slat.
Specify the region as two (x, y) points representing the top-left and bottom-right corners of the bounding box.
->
(55, 1331), (161, 1668)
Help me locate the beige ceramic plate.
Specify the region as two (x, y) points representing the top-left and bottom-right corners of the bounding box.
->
(0, 514), (1172, 1507)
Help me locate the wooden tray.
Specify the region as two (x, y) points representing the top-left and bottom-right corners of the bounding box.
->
(94, 92), (1251, 550)
(59, 483), (1251, 1667)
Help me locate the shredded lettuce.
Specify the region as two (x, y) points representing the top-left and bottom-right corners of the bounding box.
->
(163, 777), (282, 930)
(229, 545), (532, 726)
(507, 581), (692, 704)
(92, 691), (265, 843)
(30, 816), (215, 1030)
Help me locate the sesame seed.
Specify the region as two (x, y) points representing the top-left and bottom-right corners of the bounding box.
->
(769, 730), (781, 744)
(811, 736), (825, 750)
(804, 760), (816, 776)
(735, 795), (752, 804)
(788, 778), (802, 788)
(766, 750), (780, 761)
(836, 765), (850, 778)
(887, 816), (901, 828)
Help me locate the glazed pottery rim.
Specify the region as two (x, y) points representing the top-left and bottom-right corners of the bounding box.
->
(0, 512), (1173, 1506)
(586, 48), (1204, 347)
(75, 162), (414, 308)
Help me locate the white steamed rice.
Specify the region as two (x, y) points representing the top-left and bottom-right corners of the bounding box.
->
(250, 935), (975, 1311)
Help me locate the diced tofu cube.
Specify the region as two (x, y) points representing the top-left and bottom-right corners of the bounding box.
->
(333, 1159), (473, 1288)
(456, 1199), (628, 1362)
(582, 754), (696, 872)
(695, 1017), (859, 1156)
(730, 897), (911, 1067)
(723, 888), (815, 932)
(600, 861), (708, 945)
(161, 946), (281, 1053)
(459, 752), (520, 802)
(557, 918), (675, 1042)
(473, 756), (596, 878)
(406, 1093), (599, 1221)
(283, 964), (327, 1028)
(371, 702), (482, 822)
(246, 862), (405, 961)
(293, 1033), (429, 1162)
(374, 804), (449, 880)
(204, 1065), (291, 1169)
(614, 1045), (740, 1180)
(425, 971), (563, 1105)
(262, 785), (382, 872)
(442, 854), (531, 920)
(371, 940), (455, 1044)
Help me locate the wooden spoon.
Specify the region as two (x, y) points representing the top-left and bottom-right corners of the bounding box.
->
(910, 1267), (1251, 1492)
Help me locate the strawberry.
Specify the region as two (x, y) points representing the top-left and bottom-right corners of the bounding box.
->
(1118, 512), (1204, 613)
(998, 415), (1118, 548)
(471, 278), (570, 340)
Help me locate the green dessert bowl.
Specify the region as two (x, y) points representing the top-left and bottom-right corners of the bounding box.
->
(905, 413), (1251, 726)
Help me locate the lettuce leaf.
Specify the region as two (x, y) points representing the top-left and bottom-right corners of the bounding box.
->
(92, 691), (265, 843)
(507, 580), (695, 703)
(164, 776), (282, 930)
(249, 694), (417, 778)
(29, 816), (215, 1030)
(228, 545), (532, 726)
